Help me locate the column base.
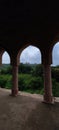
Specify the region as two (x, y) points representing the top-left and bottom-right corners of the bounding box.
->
(43, 94), (55, 104)
(42, 100), (55, 104)
(10, 88), (18, 97)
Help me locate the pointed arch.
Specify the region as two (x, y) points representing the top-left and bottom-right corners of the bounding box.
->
(52, 42), (59, 66)
(18, 45), (42, 64)
(2, 51), (10, 64)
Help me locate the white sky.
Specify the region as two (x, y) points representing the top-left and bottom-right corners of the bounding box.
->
(20, 46), (41, 64)
(2, 52), (10, 64)
(2, 43), (59, 66)
(52, 42), (59, 66)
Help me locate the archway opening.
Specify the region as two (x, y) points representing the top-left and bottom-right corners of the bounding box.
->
(0, 51), (12, 90)
(52, 42), (59, 66)
(18, 45), (44, 94)
(20, 45), (41, 64)
(2, 51), (10, 64)
(52, 42), (59, 97)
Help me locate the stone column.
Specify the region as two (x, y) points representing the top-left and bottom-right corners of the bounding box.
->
(11, 65), (18, 96)
(11, 55), (19, 96)
(43, 63), (53, 103)
(42, 48), (53, 103)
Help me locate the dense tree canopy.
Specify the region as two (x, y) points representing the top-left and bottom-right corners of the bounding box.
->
(0, 63), (59, 96)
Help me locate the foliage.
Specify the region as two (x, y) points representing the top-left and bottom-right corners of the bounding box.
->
(31, 64), (43, 77)
(52, 78), (59, 97)
(0, 65), (12, 74)
(0, 74), (12, 88)
(18, 63), (32, 74)
(0, 64), (59, 97)
(51, 66), (59, 82)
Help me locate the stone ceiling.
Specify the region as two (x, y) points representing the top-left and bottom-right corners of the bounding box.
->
(0, 1), (59, 52)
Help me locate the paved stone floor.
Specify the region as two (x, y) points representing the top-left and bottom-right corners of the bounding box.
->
(0, 88), (59, 130)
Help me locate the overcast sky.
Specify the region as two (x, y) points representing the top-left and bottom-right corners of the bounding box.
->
(20, 46), (41, 64)
(52, 42), (59, 66)
(2, 42), (59, 66)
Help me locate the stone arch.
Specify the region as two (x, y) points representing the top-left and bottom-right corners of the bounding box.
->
(17, 44), (43, 95)
(17, 43), (42, 65)
(0, 46), (12, 91)
(10, 42), (43, 97)
(0, 46), (19, 97)
(16, 42), (54, 104)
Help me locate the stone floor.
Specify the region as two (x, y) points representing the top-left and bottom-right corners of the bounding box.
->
(0, 88), (59, 130)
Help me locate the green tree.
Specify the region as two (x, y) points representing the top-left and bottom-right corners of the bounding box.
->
(19, 63), (32, 74)
(32, 64), (43, 77)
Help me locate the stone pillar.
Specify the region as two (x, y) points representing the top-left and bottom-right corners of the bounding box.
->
(11, 65), (18, 96)
(43, 63), (53, 103)
(11, 55), (19, 96)
(42, 48), (53, 103)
